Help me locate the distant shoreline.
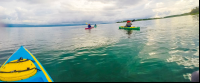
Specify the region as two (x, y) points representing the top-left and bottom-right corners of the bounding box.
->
(116, 12), (199, 23)
(117, 7), (199, 23)
(5, 23), (109, 27)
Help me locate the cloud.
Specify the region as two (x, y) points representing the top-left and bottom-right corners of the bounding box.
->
(0, 0), (199, 24)
(145, 0), (199, 17)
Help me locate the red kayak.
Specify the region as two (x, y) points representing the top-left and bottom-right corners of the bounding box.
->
(85, 27), (94, 29)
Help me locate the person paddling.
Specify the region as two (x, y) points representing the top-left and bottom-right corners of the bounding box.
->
(125, 20), (132, 27)
(88, 24), (91, 28)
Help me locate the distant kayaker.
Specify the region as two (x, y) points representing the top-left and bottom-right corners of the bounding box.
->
(94, 24), (97, 27)
(88, 24), (91, 28)
(125, 20), (132, 27)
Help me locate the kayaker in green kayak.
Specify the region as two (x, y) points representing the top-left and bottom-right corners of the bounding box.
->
(125, 20), (132, 27)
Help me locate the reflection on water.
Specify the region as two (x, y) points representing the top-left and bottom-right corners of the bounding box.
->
(119, 29), (141, 38)
(127, 30), (133, 38)
(192, 14), (199, 21)
(0, 14), (199, 82)
(85, 29), (91, 33)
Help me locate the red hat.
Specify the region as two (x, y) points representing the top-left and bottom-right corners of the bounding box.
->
(127, 21), (131, 23)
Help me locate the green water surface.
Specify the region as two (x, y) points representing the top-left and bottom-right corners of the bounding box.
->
(0, 15), (199, 82)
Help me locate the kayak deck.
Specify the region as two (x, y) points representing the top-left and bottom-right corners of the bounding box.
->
(0, 46), (53, 82)
(85, 27), (94, 29)
(119, 26), (140, 30)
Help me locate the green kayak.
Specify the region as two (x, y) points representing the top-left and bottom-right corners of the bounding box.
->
(119, 26), (140, 30)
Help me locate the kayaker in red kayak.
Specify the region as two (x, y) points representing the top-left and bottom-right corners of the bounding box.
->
(125, 20), (132, 27)
(88, 24), (91, 28)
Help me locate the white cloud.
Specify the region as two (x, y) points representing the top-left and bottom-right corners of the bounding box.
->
(149, 0), (199, 18)
(0, 0), (199, 24)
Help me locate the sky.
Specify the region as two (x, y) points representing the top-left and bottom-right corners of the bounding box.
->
(0, 0), (199, 24)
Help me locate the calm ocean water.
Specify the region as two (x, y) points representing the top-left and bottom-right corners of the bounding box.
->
(0, 14), (199, 82)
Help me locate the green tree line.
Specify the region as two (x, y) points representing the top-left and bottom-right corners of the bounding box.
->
(190, 6), (199, 14)
(117, 6), (199, 23)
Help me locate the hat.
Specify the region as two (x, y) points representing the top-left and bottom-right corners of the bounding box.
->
(127, 21), (131, 23)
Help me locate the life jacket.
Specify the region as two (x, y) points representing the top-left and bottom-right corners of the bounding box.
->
(88, 25), (91, 28)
